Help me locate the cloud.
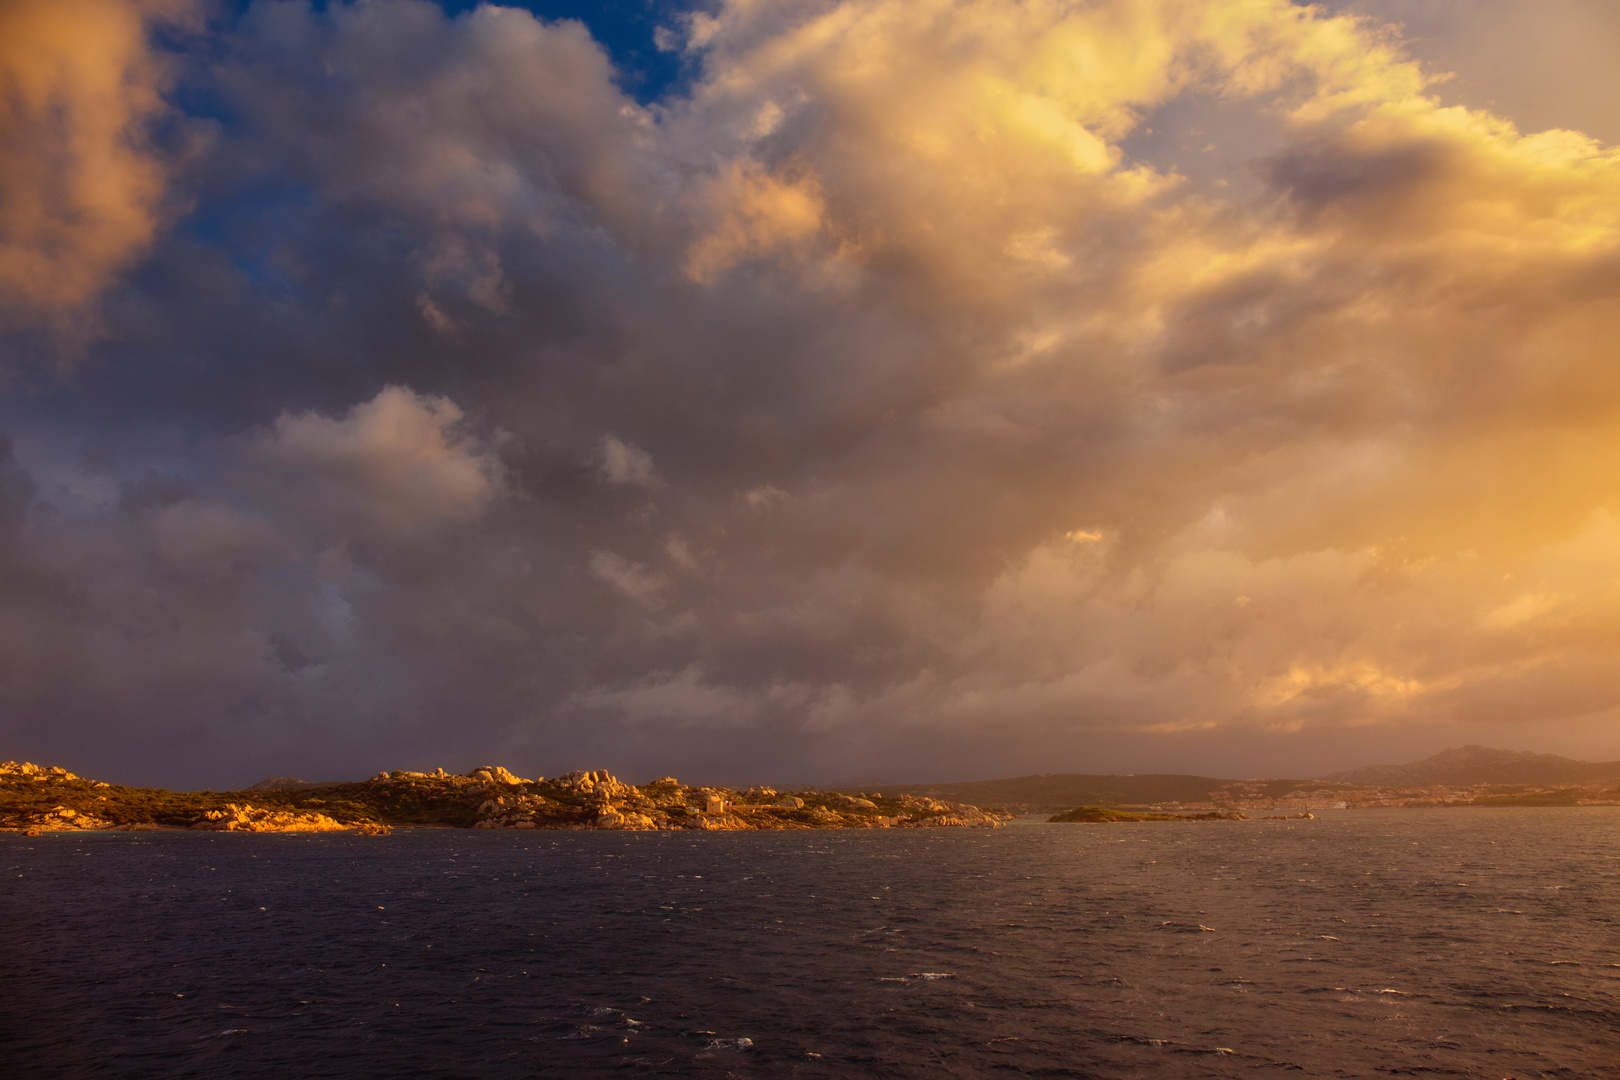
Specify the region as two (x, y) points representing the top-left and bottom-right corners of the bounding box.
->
(0, 385), (517, 785)
(589, 550), (669, 608)
(218, 0), (661, 316)
(6, 0), (1620, 785)
(0, 0), (195, 324)
(245, 385), (503, 537)
(685, 161), (828, 284)
(572, 665), (816, 730)
(597, 434), (662, 488)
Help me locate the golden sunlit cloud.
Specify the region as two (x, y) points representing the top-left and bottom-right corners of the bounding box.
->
(5, 0), (1620, 782)
(0, 0), (195, 325)
(644, 0), (1620, 746)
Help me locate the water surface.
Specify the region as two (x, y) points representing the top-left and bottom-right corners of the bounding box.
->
(4, 808), (1618, 1077)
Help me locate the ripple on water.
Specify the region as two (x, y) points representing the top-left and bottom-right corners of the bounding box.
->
(2, 808), (1618, 1078)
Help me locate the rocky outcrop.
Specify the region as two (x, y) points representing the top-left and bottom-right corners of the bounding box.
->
(685, 812), (749, 830)
(2, 761), (108, 787)
(7, 805), (116, 833)
(472, 791), (552, 829)
(551, 769), (634, 800)
(373, 767), (478, 786)
(468, 765), (528, 787)
(1, 763), (120, 831)
(190, 804), (362, 833)
(457, 769), (1006, 830)
(595, 808), (658, 830)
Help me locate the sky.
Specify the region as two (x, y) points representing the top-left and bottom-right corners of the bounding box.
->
(3, 0), (1620, 790)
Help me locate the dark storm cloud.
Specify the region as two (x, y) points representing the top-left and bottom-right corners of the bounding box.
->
(3, 0), (1620, 788)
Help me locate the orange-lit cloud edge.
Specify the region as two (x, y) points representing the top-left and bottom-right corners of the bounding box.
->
(4, 0), (1620, 783)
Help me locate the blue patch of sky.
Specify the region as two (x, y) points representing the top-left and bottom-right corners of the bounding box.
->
(198, 0), (708, 105)
(439, 0), (707, 102)
(160, 2), (709, 328)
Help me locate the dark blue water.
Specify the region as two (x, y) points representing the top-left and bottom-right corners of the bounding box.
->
(4, 809), (1619, 1078)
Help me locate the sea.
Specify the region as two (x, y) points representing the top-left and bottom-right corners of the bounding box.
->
(3, 808), (1618, 1079)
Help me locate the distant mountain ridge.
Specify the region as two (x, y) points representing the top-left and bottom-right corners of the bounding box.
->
(1321, 745), (1620, 787)
(245, 776), (348, 791)
(863, 746), (1620, 813)
(861, 773), (1294, 813)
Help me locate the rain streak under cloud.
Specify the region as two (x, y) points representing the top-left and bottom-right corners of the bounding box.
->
(3, 0), (1620, 789)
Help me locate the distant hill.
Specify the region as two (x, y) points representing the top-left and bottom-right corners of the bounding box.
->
(846, 746), (1620, 813)
(1321, 745), (1620, 787)
(245, 776), (348, 791)
(849, 774), (1251, 814)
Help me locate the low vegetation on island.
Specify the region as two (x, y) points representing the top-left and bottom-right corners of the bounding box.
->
(0, 761), (1008, 834)
(11, 745), (1609, 835)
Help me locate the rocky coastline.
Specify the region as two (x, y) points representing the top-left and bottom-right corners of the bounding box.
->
(0, 761), (1008, 834)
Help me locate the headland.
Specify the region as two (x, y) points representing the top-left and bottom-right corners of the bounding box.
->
(0, 761), (1007, 834)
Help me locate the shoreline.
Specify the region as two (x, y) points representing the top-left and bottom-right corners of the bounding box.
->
(2, 762), (1009, 834)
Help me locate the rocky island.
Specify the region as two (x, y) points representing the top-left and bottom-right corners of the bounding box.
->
(0, 761), (1007, 834)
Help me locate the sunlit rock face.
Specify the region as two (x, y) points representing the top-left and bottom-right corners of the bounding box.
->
(190, 804), (351, 833)
(3, 1), (1620, 787)
(3, 762), (104, 785)
(551, 770), (634, 800)
(0, 759), (1006, 829)
(22, 806), (116, 831)
(461, 767), (1004, 830)
(468, 766), (526, 786)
